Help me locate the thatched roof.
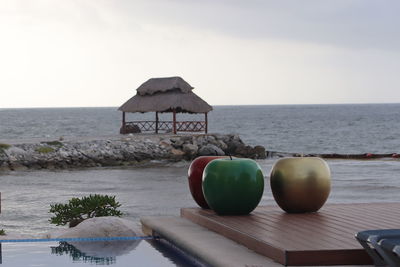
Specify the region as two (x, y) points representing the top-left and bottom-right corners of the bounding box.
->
(119, 77), (212, 113)
(137, 76), (193, 96)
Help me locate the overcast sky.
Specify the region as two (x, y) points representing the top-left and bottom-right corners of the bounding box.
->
(1, 0), (399, 108)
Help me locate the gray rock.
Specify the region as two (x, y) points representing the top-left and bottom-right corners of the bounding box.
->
(120, 124), (141, 134)
(196, 136), (216, 147)
(169, 137), (181, 143)
(171, 148), (185, 156)
(9, 162), (28, 171)
(182, 143), (198, 156)
(194, 136), (206, 147)
(180, 136), (193, 144)
(4, 146), (27, 157)
(171, 138), (184, 148)
(206, 135), (216, 142)
(198, 144), (225, 156)
(253, 145), (267, 159)
(225, 135), (245, 154)
(52, 217), (138, 238)
(0, 134), (264, 171)
(0, 161), (9, 171)
(234, 145), (266, 159)
(0, 150), (9, 163)
(159, 139), (172, 146)
(235, 144), (251, 153)
(216, 140), (228, 151)
(58, 150), (70, 158)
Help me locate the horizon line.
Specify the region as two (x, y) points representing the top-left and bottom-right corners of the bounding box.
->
(1, 102), (400, 109)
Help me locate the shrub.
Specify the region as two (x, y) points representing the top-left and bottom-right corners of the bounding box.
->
(49, 194), (123, 227)
(35, 146), (55, 153)
(0, 229), (5, 235)
(0, 143), (11, 150)
(42, 141), (63, 147)
(0, 143), (11, 154)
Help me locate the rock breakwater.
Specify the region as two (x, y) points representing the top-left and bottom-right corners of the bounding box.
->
(0, 134), (266, 171)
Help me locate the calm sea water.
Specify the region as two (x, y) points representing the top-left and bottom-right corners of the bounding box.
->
(0, 104), (400, 235)
(1, 104), (400, 153)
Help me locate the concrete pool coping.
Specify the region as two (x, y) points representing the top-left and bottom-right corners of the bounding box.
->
(141, 216), (280, 267)
(141, 216), (374, 267)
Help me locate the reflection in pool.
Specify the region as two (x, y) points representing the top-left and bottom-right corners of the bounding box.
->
(0, 237), (204, 266)
(51, 240), (138, 265)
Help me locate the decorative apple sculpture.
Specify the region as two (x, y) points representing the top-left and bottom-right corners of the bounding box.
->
(188, 156), (227, 209)
(270, 157), (331, 213)
(202, 157), (264, 215)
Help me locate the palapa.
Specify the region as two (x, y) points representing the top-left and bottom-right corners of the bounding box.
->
(137, 76), (193, 96)
(118, 77), (212, 134)
(119, 77), (212, 113)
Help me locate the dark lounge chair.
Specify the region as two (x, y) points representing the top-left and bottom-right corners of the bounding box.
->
(355, 229), (400, 266)
(379, 238), (400, 267)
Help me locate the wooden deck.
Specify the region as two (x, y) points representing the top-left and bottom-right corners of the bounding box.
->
(181, 203), (400, 266)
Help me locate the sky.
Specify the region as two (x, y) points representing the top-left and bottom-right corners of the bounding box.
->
(0, 0), (399, 108)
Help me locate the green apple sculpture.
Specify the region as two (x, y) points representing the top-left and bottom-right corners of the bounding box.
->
(202, 157), (264, 215)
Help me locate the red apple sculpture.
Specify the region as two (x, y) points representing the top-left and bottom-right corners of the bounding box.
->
(188, 156), (226, 209)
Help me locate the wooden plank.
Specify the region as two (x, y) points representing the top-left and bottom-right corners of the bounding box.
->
(181, 203), (400, 265)
(249, 213), (358, 248)
(181, 208), (287, 264)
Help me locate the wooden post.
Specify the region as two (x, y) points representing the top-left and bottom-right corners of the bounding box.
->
(155, 112), (159, 134)
(205, 112), (208, 134)
(173, 109), (177, 134)
(121, 112), (126, 134)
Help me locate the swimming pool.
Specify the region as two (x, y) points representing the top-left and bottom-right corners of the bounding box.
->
(0, 237), (206, 266)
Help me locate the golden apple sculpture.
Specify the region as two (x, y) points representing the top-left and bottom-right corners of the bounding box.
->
(270, 157), (331, 213)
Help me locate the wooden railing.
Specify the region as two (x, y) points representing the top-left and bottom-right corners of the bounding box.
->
(123, 121), (207, 133)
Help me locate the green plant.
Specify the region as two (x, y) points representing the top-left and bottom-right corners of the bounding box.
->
(49, 194), (123, 227)
(42, 141), (63, 147)
(0, 229), (5, 235)
(36, 146), (55, 153)
(0, 143), (11, 154)
(0, 143), (11, 150)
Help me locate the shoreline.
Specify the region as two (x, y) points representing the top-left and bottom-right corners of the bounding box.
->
(0, 133), (267, 172)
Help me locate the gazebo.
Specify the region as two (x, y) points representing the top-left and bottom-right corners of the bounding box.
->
(118, 77), (213, 134)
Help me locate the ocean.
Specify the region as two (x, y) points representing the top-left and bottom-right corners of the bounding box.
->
(0, 104), (400, 235)
(1, 104), (400, 154)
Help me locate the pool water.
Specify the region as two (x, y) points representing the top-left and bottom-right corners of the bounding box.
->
(0, 237), (204, 266)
